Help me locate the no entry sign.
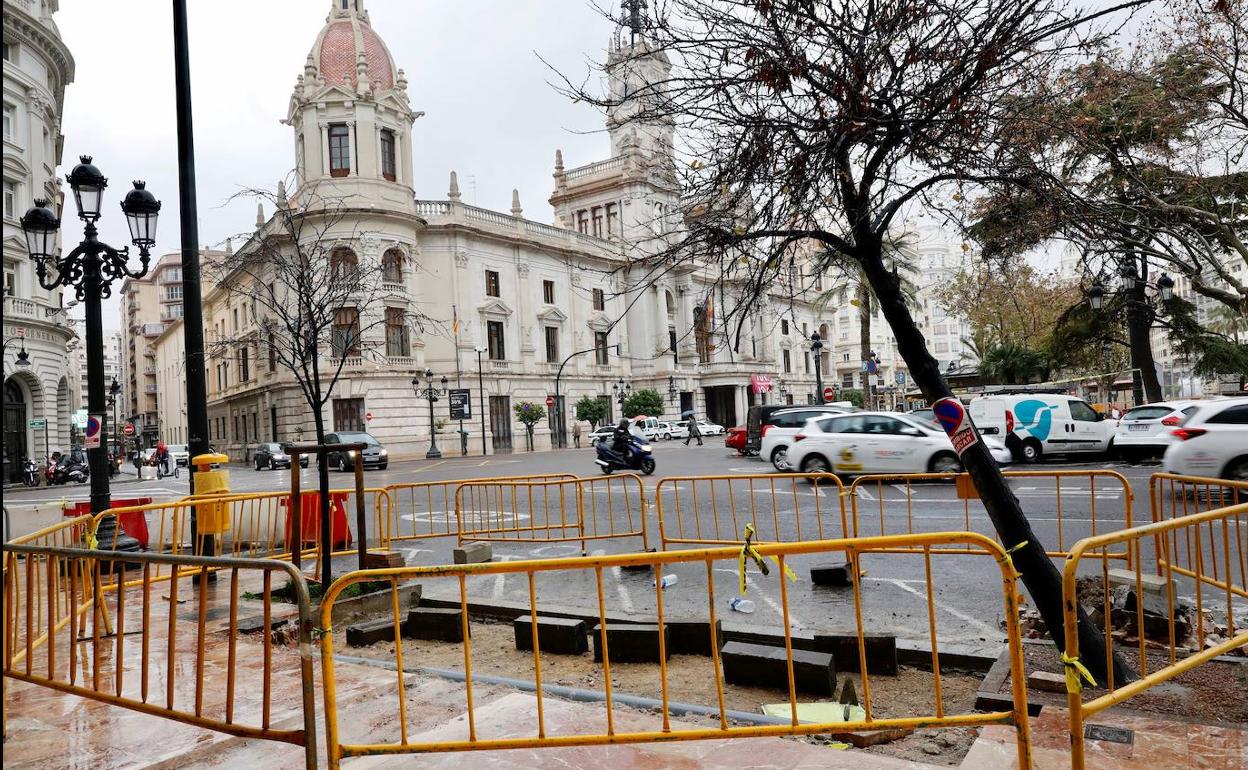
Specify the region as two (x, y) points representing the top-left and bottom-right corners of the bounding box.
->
(123, 423), (135, 437)
(545, 396), (555, 408)
(822, 386), (836, 403)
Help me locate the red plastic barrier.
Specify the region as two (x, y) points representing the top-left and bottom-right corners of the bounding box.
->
(281, 491), (352, 549)
(63, 498), (153, 548)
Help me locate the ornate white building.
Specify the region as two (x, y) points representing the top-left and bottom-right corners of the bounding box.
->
(204, 1), (866, 459)
(2, 0), (76, 481)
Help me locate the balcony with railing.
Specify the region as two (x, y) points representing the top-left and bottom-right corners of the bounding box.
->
(141, 322), (166, 337)
(144, 384), (158, 394)
(414, 200), (620, 256)
(143, 366), (157, 376)
(563, 155), (627, 182)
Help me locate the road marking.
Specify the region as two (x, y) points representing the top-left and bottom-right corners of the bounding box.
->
(492, 554), (517, 599)
(713, 567), (804, 628)
(866, 577), (996, 636)
(594, 548), (636, 615)
(856, 487), (875, 501)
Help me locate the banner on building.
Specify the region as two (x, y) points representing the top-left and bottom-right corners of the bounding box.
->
(750, 374), (774, 394)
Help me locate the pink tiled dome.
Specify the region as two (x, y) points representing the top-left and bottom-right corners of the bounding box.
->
(314, 17), (395, 90)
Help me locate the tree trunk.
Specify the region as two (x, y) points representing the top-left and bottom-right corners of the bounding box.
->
(859, 282), (873, 408)
(856, 244), (1133, 684)
(1126, 283), (1162, 405)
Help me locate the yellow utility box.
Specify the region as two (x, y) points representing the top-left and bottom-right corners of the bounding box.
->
(190, 453), (232, 534)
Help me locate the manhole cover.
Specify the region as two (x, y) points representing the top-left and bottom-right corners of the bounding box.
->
(1084, 724), (1134, 744)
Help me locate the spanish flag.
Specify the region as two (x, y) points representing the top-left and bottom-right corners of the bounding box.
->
(452, 304), (459, 337)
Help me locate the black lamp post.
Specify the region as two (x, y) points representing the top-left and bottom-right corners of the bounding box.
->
(1085, 265), (1175, 405)
(413, 368), (448, 459)
(108, 377), (121, 452)
(810, 332), (824, 403)
(613, 378), (631, 406)
(21, 158), (159, 527)
(667, 375), (678, 404)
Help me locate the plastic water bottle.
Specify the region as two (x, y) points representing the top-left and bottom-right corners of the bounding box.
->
(728, 597), (755, 613)
(655, 574), (678, 589)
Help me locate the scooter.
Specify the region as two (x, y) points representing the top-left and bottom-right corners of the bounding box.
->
(595, 432), (656, 475)
(22, 459), (41, 487)
(52, 454), (89, 485)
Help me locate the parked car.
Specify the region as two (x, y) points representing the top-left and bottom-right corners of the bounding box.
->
(967, 391), (1114, 463)
(760, 406), (855, 471)
(725, 425), (748, 455)
(166, 444), (191, 467)
(588, 425), (616, 445)
(696, 420), (725, 436)
(1162, 397), (1248, 481)
(788, 411), (1013, 477)
(321, 431), (388, 471)
(253, 442), (308, 470)
(661, 421), (689, 440)
(1113, 401), (1202, 463)
(744, 403), (849, 454)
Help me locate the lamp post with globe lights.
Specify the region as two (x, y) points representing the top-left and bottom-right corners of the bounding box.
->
(1085, 265), (1175, 405)
(21, 156), (160, 526)
(413, 368), (449, 459)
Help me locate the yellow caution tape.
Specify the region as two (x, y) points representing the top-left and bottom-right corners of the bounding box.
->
(1060, 652), (1097, 694)
(85, 520), (99, 551)
(738, 523), (798, 594)
(996, 540), (1028, 578)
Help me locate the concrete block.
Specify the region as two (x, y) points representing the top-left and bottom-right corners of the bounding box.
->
(720, 640), (835, 696)
(405, 607), (468, 642)
(810, 562), (853, 587)
(363, 550), (405, 569)
(592, 623), (670, 663)
(453, 542), (493, 564)
(837, 727), (913, 747)
(666, 620), (715, 656)
(813, 632), (899, 676)
(513, 615), (588, 655)
(1107, 568), (1172, 596)
(717, 620), (820, 653)
(237, 615), (289, 635)
(1027, 670), (1067, 693)
(346, 617), (400, 647)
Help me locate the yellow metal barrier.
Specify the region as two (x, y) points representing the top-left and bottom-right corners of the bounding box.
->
(2, 543), (318, 769)
(1062, 501), (1248, 770)
(454, 474), (649, 553)
(383, 474), (577, 543)
(318, 532), (1032, 768)
(849, 470), (1134, 559)
(1150, 472), (1247, 522)
(654, 473), (848, 548)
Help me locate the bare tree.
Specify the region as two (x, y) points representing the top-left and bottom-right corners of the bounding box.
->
(205, 179), (429, 452)
(556, 0), (1144, 680)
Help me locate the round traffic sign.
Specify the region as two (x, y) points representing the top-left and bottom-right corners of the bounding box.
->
(823, 386), (836, 403)
(365, 411), (374, 422)
(123, 423), (135, 437)
(545, 396), (555, 408)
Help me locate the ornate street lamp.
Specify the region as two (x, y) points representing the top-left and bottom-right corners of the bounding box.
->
(412, 368), (448, 459)
(1087, 280), (1106, 311)
(809, 331), (824, 403)
(667, 375), (678, 403)
(1157, 273), (1174, 302)
(21, 157), (159, 534)
(613, 378), (631, 405)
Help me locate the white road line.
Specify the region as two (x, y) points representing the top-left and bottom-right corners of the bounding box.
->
(491, 554), (517, 599)
(856, 487), (876, 501)
(865, 577), (996, 636)
(593, 548), (636, 614)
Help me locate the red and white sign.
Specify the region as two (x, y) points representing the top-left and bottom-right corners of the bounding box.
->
(545, 396), (555, 408)
(933, 397), (978, 455)
(84, 414), (102, 450)
(365, 411), (374, 422)
(823, 386), (837, 403)
(750, 374), (774, 394)
(123, 423), (135, 437)
(15, 327), (25, 338)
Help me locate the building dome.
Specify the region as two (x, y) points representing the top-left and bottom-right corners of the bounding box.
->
(310, 3), (395, 90)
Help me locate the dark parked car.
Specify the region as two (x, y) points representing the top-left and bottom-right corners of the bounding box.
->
(322, 431), (388, 471)
(253, 442), (308, 470)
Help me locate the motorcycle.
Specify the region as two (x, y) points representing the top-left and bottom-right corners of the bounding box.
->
(51, 452), (89, 485)
(595, 432), (656, 475)
(22, 458), (41, 487)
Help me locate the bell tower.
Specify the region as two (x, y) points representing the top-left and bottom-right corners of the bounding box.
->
(285, 0), (422, 211)
(605, 0), (674, 163)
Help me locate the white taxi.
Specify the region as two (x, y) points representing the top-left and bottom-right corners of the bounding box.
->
(788, 411), (1013, 476)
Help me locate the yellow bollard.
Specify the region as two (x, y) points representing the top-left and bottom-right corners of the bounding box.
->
(190, 453), (232, 535)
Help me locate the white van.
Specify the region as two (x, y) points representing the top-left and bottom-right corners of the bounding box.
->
(968, 392), (1114, 463)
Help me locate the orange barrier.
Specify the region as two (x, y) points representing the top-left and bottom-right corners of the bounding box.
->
(454, 474), (648, 553)
(318, 532), (1032, 768)
(383, 475), (576, 543)
(849, 470), (1134, 559)
(654, 473), (848, 548)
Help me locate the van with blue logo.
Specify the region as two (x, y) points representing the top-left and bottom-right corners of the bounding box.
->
(968, 392), (1114, 463)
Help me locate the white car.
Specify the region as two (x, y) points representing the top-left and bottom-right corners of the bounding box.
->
(1113, 401), (1201, 463)
(166, 443), (191, 467)
(695, 420), (725, 436)
(1162, 397), (1248, 481)
(760, 406), (854, 471)
(788, 412), (1013, 476)
(661, 421), (689, 440)
(587, 425), (616, 445)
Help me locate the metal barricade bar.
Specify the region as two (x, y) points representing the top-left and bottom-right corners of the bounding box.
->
(2, 543), (318, 769)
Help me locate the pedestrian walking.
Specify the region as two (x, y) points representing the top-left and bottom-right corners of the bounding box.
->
(573, 422), (582, 448)
(684, 414), (703, 446)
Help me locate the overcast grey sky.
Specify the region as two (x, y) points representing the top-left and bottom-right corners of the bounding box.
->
(57, 1), (619, 332)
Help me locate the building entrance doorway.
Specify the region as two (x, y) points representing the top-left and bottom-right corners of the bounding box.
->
(4, 380), (29, 483)
(702, 385), (737, 430)
(489, 395), (512, 453)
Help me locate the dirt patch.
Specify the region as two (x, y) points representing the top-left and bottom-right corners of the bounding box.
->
(1005, 643), (1248, 724)
(348, 619), (989, 765)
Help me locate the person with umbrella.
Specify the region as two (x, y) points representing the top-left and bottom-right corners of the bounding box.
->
(683, 411), (703, 446)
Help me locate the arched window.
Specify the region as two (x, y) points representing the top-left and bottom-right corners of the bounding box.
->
(330, 248), (358, 280)
(665, 290), (676, 315)
(381, 249), (404, 283)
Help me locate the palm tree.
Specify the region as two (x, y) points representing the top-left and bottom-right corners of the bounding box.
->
(1207, 306), (1248, 343)
(979, 343), (1047, 385)
(817, 231), (920, 407)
